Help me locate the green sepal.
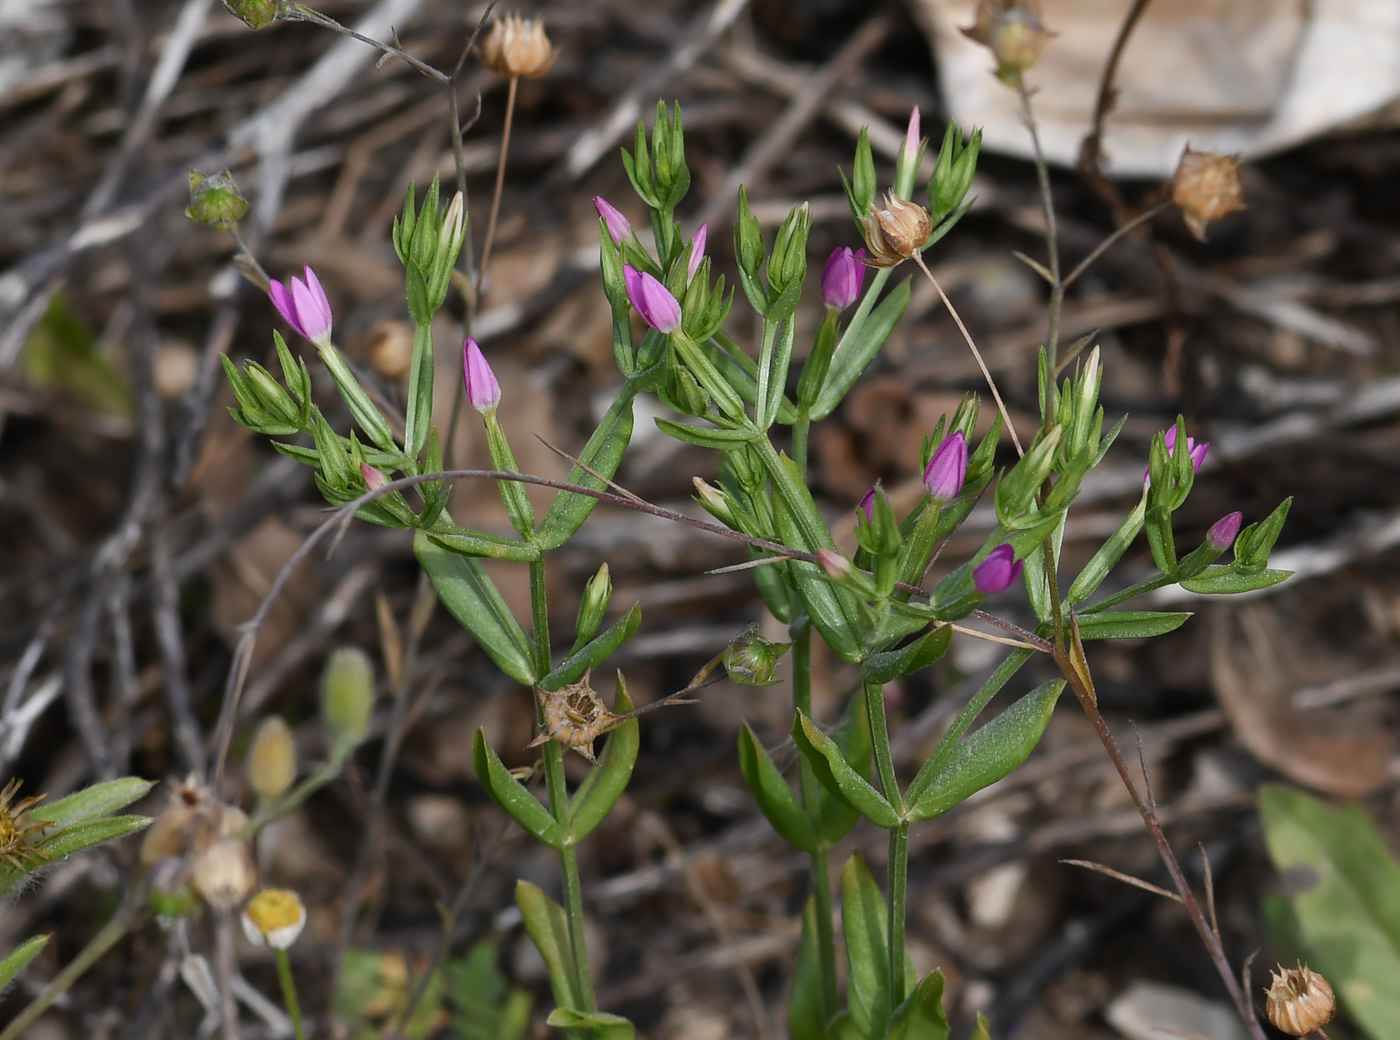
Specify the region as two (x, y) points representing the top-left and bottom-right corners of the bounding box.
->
(654, 418), (757, 450)
(995, 426), (1061, 526)
(539, 605), (641, 691)
(671, 331), (749, 423)
(812, 273), (908, 421)
(1234, 497), (1292, 571)
(756, 318), (797, 430)
(0, 935), (48, 996)
(861, 625), (953, 685)
(473, 730), (563, 848)
(788, 898), (827, 1040)
(272, 331), (312, 409)
(889, 969), (950, 1040)
(271, 441), (320, 466)
(243, 362), (298, 427)
(970, 1012), (993, 1040)
(843, 127), (876, 225)
(1071, 610), (1190, 641)
(515, 880), (584, 1010)
(403, 321), (434, 459)
(416, 531), (536, 685)
(538, 384), (639, 550)
(424, 528), (542, 562)
(906, 679), (1064, 821)
(793, 710), (898, 829)
(1144, 501), (1178, 576)
(569, 674), (639, 841)
(546, 1009), (635, 1040)
(739, 722), (818, 854)
(1179, 567), (1292, 595)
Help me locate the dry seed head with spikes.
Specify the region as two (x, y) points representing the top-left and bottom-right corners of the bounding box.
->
(529, 671), (620, 763)
(0, 779), (54, 872)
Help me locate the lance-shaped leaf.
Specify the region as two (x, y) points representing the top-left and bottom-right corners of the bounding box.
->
(416, 531), (536, 686)
(739, 723), (818, 854)
(788, 897), (827, 1040)
(793, 710), (898, 829)
(540, 606), (641, 692)
(516, 881), (584, 1011)
(654, 418), (758, 450)
(31, 777), (151, 826)
(861, 625), (953, 686)
(0, 815), (151, 899)
(841, 854), (915, 1039)
(889, 969), (950, 1040)
(426, 527), (542, 563)
(906, 679), (1064, 821)
(403, 321), (434, 458)
(821, 689), (873, 844)
(1070, 610), (1190, 641)
(812, 273), (908, 420)
(0, 935), (48, 996)
(1180, 567), (1292, 595)
(569, 674), (640, 842)
(473, 730), (563, 848)
(1066, 498), (1146, 605)
(538, 384), (638, 550)
(546, 1009), (635, 1039)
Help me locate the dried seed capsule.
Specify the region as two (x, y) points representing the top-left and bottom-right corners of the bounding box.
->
(1265, 964), (1336, 1036)
(1171, 147), (1245, 241)
(479, 15), (558, 80)
(861, 194), (933, 268)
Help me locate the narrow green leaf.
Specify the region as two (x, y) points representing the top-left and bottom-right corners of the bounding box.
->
(416, 531), (536, 686)
(842, 853), (892, 1039)
(540, 606), (641, 692)
(472, 730), (563, 848)
(515, 881), (583, 1011)
(788, 898), (826, 1040)
(739, 723), (818, 853)
(318, 346), (398, 454)
(1071, 610), (1190, 641)
(1066, 498), (1146, 605)
(861, 626), (953, 686)
(0, 935), (48, 997)
(907, 680), (1063, 821)
(821, 689), (872, 844)
(970, 1012), (993, 1040)
(813, 274), (908, 420)
(538, 384), (638, 550)
(793, 710), (898, 829)
(569, 674), (639, 841)
(31, 777), (152, 827)
(403, 321), (434, 458)
(889, 969), (950, 1040)
(0, 816), (150, 898)
(653, 418), (757, 450)
(1179, 567), (1292, 595)
(425, 528), (542, 563)
(1260, 785), (1400, 1039)
(546, 1009), (635, 1039)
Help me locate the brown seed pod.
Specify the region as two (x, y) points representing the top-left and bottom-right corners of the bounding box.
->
(861, 194), (933, 268)
(1265, 963), (1336, 1036)
(479, 15), (558, 80)
(1171, 146), (1245, 241)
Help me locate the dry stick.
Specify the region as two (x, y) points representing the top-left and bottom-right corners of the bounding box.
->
(475, 74), (518, 298)
(911, 252), (1024, 457)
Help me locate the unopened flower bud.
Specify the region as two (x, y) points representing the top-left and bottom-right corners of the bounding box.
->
(593, 196), (631, 245)
(191, 837), (257, 911)
(822, 247), (866, 310)
(241, 888), (307, 950)
(923, 430), (968, 503)
(246, 716), (297, 802)
(859, 485), (885, 522)
(1207, 511), (1242, 551)
(1171, 147), (1244, 241)
(359, 463), (389, 493)
(463, 337), (502, 414)
(687, 223), (708, 282)
(223, 0), (281, 29)
(987, 7), (1051, 83)
(721, 625), (791, 687)
(575, 563), (613, 645)
(693, 477), (737, 527)
(1265, 964), (1335, 1036)
(480, 14), (558, 80)
(817, 549), (853, 580)
(861, 193), (932, 268)
(903, 107), (921, 164)
(974, 544), (1023, 594)
(322, 647), (374, 754)
(185, 169), (249, 230)
(623, 265), (682, 333)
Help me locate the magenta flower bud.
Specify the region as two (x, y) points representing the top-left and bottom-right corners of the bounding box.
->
(623, 265), (682, 334)
(860, 486), (877, 521)
(974, 544), (1023, 594)
(822, 247), (866, 310)
(904, 106), (921, 162)
(268, 265), (332, 347)
(593, 196), (631, 245)
(1207, 511), (1242, 551)
(359, 463), (389, 491)
(1146, 425), (1210, 483)
(462, 337), (501, 414)
(687, 223), (708, 281)
(923, 430), (968, 503)
(817, 549), (852, 580)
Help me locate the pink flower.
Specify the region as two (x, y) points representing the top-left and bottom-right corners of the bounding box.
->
(904, 106), (921, 163)
(623, 265), (682, 333)
(923, 430), (967, 503)
(1146, 425), (1209, 483)
(593, 196), (631, 245)
(822, 247), (866, 310)
(463, 337), (501, 414)
(268, 265), (332, 347)
(687, 223), (708, 281)
(974, 544), (1022, 594)
(1207, 511), (1242, 551)
(859, 485), (885, 521)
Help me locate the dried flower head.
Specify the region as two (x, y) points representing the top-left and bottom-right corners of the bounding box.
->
(527, 671), (620, 763)
(964, 0), (1052, 84)
(241, 887), (307, 950)
(1265, 964), (1336, 1036)
(1171, 147), (1245, 241)
(480, 14), (558, 80)
(0, 780), (52, 872)
(192, 836), (257, 911)
(861, 194), (932, 268)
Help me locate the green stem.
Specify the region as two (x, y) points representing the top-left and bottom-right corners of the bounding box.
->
(793, 625), (838, 1020)
(0, 908), (134, 1040)
(276, 949), (308, 1040)
(861, 678), (906, 1008)
(1017, 83), (1063, 426)
(792, 412), (810, 477)
(530, 558), (597, 1012)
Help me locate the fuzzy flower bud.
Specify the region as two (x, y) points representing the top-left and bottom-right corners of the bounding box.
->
(462, 337), (502, 414)
(223, 0), (281, 30)
(1171, 147), (1244, 241)
(1207, 511), (1242, 552)
(322, 647), (374, 754)
(822, 247), (866, 310)
(593, 196), (631, 245)
(861, 193), (933, 268)
(974, 544), (1023, 594)
(923, 430), (968, 503)
(241, 888), (308, 950)
(480, 14), (558, 80)
(1265, 964), (1335, 1036)
(687, 223), (708, 282)
(185, 169), (250, 229)
(268, 265), (332, 348)
(623, 265), (682, 333)
(246, 716), (296, 803)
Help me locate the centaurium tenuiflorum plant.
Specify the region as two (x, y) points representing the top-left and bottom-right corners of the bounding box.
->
(166, 8), (1300, 1033)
